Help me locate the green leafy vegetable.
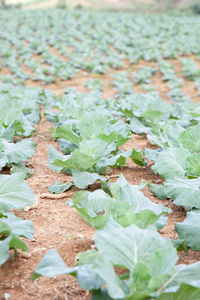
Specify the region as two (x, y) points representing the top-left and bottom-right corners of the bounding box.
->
(175, 210), (200, 251)
(179, 124), (200, 152)
(0, 173), (35, 211)
(67, 175), (170, 229)
(150, 178), (200, 209)
(48, 182), (73, 194)
(152, 148), (190, 179)
(0, 211), (34, 266)
(0, 139), (35, 171)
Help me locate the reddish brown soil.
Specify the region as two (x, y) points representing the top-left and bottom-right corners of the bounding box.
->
(0, 52), (200, 299)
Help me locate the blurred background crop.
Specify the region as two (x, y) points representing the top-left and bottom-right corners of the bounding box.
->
(0, 0), (200, 14)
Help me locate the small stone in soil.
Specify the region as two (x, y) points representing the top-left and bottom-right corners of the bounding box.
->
(154, 179), (162, 184)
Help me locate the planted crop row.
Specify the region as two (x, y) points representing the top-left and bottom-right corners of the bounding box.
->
(0, 85), (56, 266)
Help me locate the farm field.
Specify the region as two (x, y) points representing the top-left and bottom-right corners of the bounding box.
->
(1, 8), (200, 300)
(2, 0), (180, 11)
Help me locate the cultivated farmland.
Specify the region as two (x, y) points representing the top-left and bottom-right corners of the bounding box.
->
(1, 8), (200, 300)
